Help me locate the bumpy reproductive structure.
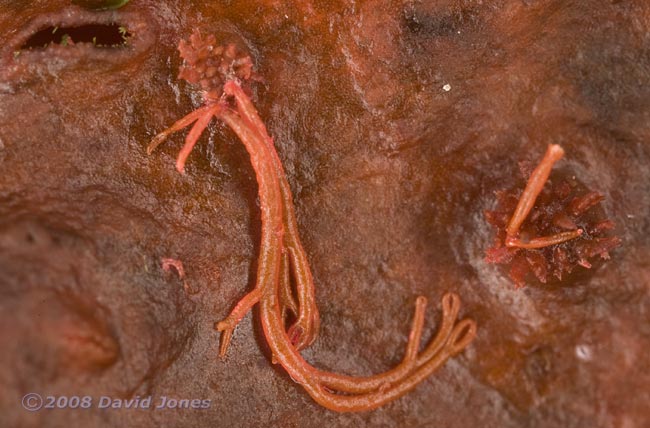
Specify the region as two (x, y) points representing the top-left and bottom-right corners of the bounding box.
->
(485, 145), (621, 287)
(148, 30), (476, 412)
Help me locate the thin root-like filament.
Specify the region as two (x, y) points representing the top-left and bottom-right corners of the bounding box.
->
(446, 318), (478, 355)
(226, 81), (320, 350)
(315, 295), (438, 395)
(215, 288), (263, 358)
(285, 246), (320, 350)
(503, 144), (583, 252)
(261, 292), (476, 412)
(404, 296), (427, 363)
(506, 144), (565, 238)
(212, 106), (284, 359)
(175, 107), (220, 173)
(147, 104), (218, 154)
(415, 292), (461, 365)
(278, 249), (299, 323)
(506, 229), (584, 249)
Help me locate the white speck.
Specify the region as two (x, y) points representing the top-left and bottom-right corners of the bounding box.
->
(442, 84), (452, 92)
(627, 214), (635, 219)
(457, 30), (461, 34)
(285, 14), (289, 19)
(575, 344), (592, 361)
(0, 137), (4, 150)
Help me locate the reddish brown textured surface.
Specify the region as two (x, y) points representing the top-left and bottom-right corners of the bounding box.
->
(0, 1), (649, 427)
(485, 157), (622, 288)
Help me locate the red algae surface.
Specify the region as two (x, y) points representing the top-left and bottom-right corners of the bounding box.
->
(1, 1), (649, 427)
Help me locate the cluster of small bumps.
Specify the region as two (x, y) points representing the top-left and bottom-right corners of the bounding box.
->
(177, 30), (255, 101)
(485, 166), (622, 288)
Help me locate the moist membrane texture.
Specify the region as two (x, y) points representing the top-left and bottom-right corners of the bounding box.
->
(0, 1), (649, 427)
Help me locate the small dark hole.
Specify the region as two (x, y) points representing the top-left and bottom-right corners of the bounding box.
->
(25, 232), (35, 243)
(20, 23), (131, 50)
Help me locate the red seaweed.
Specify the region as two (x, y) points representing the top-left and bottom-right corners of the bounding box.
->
(485, 144), (622, 288)
(148, 30), (476, 412)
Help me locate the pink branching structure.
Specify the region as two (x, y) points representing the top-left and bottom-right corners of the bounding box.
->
(148, 30), (476, 412)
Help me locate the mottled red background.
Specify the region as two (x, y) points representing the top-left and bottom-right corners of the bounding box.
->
(1, 1), (649, 427)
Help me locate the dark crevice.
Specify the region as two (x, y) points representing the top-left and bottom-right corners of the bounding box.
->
(403, 4), (480, 37)
(20, 23), (131, 50)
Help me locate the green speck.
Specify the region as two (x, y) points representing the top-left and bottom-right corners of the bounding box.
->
(118, 26), (130, 45)
(61, 34), (71, 46)
(13, 51), (20, 59)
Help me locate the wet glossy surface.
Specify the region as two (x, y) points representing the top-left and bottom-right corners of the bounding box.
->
(0, 1), (649, 426)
